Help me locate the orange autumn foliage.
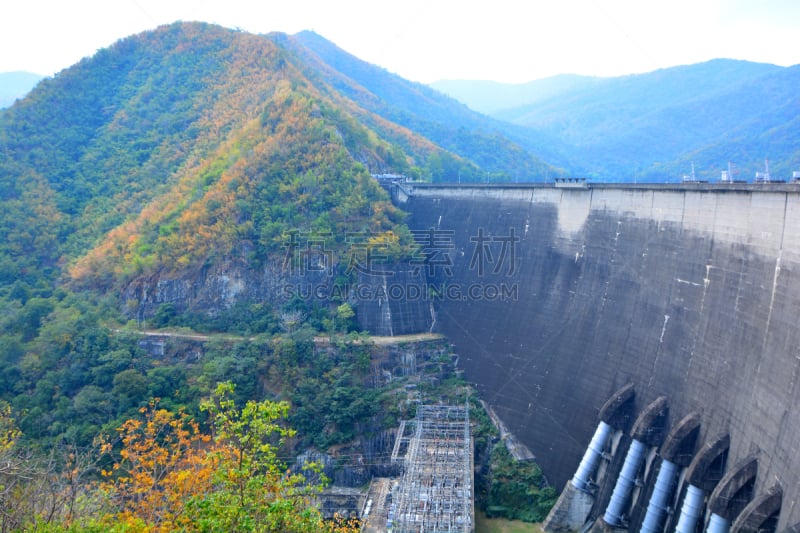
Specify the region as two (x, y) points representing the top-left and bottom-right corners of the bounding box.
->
(99, 394), (360, 533)
(102, 402), (220, 532)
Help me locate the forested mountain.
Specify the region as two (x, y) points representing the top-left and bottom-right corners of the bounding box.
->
(2, 22), (456, 293)
(285, 30), (566, 181)
(0, 71), (44, 108)
(0, 16), (569, 445)
(0, 21), (497, 458)
(433, 59), (800, 181)
(0, 21), (555, 530)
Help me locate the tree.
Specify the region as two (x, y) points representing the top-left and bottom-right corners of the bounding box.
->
(101, 401), (215, 532)
(483, 444), (557, 522)
(279, 310), (305, 335)
(98, 385), (359, 533)
(0, 402), (101, 531)
(335, 303), (355, 333)
(0, 401), (29, 527)
(0, 401), (36, 530)
(111, 369), (148, 413)
(189, 382), (323, 532)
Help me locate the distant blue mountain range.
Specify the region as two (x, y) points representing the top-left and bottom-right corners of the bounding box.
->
(431, 60), (800, 181)
(0, 71), (44, 108)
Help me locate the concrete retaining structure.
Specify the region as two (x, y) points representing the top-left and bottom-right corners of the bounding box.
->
(398, 183), (800, 531)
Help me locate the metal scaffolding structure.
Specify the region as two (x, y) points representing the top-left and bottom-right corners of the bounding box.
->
(390, 404), (474, 533)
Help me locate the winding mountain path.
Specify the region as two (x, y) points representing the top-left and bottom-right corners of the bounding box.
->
(117, 328), (443, 345)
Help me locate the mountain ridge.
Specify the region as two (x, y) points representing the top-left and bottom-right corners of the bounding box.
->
(0, 22), (474, 462)
(287, 30), (565, 181)
(1, 22), (429, 295)
(431, 59), (799, 180)
(430, 74), (602, 115)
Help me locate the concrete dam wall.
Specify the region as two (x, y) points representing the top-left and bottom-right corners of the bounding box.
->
(397, 183), (800, 532)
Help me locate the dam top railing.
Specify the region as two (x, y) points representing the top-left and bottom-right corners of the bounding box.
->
(399, 180), (800, 194)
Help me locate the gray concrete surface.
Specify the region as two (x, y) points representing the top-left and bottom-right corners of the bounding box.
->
(398, 183), (800, 531)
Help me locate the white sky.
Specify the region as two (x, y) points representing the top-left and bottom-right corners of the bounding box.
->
(2, 0), (800, 84)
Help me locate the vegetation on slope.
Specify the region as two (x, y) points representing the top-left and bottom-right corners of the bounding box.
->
(479, 445), (557, 523)
(0, 21), (415, 459)
(0, 385), (360, 532)
(0, 21), (561, 530)
(285, 30), (565, 182)
(0, 22), (428, 291)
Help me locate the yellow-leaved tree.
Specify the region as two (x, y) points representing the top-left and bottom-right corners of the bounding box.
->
(98, 385), (359, 533)
(101, 402), (216, 532)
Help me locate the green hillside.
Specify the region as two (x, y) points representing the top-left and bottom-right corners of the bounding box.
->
(0, 21), (563, 530)
(0, 22), (453, 291)
(0, 22), (436, 530)
(287, 30), (565, 182)
(0, 21), (473, 447)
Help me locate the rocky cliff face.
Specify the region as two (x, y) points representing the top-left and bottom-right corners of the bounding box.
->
(122, 257), (434, 335)
(122, 259), (293, 318)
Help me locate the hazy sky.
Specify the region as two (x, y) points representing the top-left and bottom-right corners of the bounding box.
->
(3, 0), (800, 83)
